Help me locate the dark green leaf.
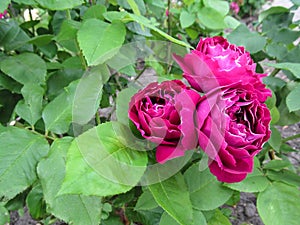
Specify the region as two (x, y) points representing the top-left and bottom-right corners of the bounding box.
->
(267, 170), (300, 187)
(26, 183), (46, 219)
(0, 53), (46, 86)
(264, 159), (292, 171)
(58, 122), (148, 196)
(0, 126), (49, 200)
(37, 138), (102, 225)
(258, 6), (289, 23)
(28, 34), (54, 46)
(160, 210), (207, 225)
(184, 164), (233, 210)
(257, 182), (300, 225)
(0, 72), (22, 94)
(149, 173), (194, 225)
(77, 19), (126, 66)
(268, 126), (282, 152)
(227, 24), (266, 53)
(135, 188), (158, 211)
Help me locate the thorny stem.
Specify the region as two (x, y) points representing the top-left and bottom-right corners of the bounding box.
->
(167, 0), (171, 35)
(282, 133), (300, 142)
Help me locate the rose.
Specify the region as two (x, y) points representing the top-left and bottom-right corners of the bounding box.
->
(128, 80), (201, 164)
(173, 36), (271, 102)
(230, 2), (240, 15)
(197, 82), (271, 183)
(0, 10), (7, 19)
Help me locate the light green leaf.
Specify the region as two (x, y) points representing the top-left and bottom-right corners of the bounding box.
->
(259, 6), (289, 23)
(0, 126), (49, 200)
(83, 5), (107, 20)
(43, 80), (78, 134)
(37, 138), (102, 225)
(77, 19), (126, 66)
(203, 0), (229, 17)
(287, 85), (300, 112)
(184, 164), (233, 210)
(149, 173), (194, 225)
(180, 11), (195, 29)
(224, 166), (270, 193)
(58, 122), (148, 196)
(135, 188), (158, 211)
(227, 24), (266, 53)
(34, 0), (84, 10)
(263, 159), (291, 171)
(13, 0), (36, 4)
(0, 0), (9, 13)
(268, 126), (282, 152)
(15, 84), (44, 126)
(197, 7), (226, 30)
(291, 0), (300, 5)
(0, 53), (46, 85)
(257, 182), (300, 225)
(0, 204), (9, 225)
(127, 0), (141, 16)
(72, 65), (110, 126)
(224, 16), (240, 29)
(160, 210), (206, 225)
(266, 62), (300, 79)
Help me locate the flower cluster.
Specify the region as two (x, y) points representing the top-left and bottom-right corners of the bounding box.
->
(128, 37), (271, 183)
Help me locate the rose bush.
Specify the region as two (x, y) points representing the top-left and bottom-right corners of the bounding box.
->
(174, 36), (271, 102)
(196, 82), (271, 183)
(128, 80), (201, 163)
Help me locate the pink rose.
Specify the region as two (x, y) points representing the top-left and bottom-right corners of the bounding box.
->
(128, 80), (201, 163)
(0, 10), (7, 19)
(197, 83), (271, 183)
(173, 36), (271, 102)
(230, 2), (240, 15)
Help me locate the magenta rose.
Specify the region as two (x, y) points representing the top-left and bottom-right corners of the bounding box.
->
(128, 80), (201, 164)
(197, 82), (271, 183)
(0, 10), (7, 19)
(173, 36), (271, 102)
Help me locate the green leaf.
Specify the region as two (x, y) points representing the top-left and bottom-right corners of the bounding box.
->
(227, 24), (266, 53)
(266, 62), (300, 79)
(83, 5), (107, 20)
(58, 122), (148, 196)
(149, 173), (194, 225)
(180, 11), (195, 29)
(286, 85), (300, 112)
(203, 0), (229, 17)
(197, 7), (226, 30)
(270, 107), (280, 124)
(160, 210), (207, 225)
(184, 164), (233, 210)
(127, 0), (142, 16)
(0, 204), (9, 225)
(72, 65), (110, 126)
(0, 53), (46, 86)
(258, 6), (289, 23)
(266, 42), (288, 60)
(207, 209), (231, 225)
(291, 0), (300, 6)
(37, 138), (102, 225)
(268, 126), (282, 152)
(28, 34), (54, 46)
(264, 159), (292, 171)
(0, 0), (9, 12)
(15, 84), (44, 126)
(135, 189), (158, 211)
(77, 19), (126, 66)
(257, 182), (300, 225)
(43, 80), (78, 134)
(116, 86), (139, 125)
(34, 0), (84, 10)
(13, 0), (36, 4)
(224, 166), (270, 193)
(0, 71), (22, 94)
(26, 183), (46, 219)
(266, 170), (300, 187)
(0, 126), (49, 200)
(0, 20), (33, 52)
(224, 16), (240, 29)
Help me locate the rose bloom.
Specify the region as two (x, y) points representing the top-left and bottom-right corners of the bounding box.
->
(197, 82), (271, 183)
(174, 36), (271, 102)
(0, 10), (7, 19)
(128, 80), (201, 163)
(230, 2), (240, 15)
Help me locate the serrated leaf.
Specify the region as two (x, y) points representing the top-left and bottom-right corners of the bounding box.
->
(0, 53), (46, 85)
(43, 80), (78, 134)
(135, 189), (158, 211)
(37, 137), (102, 225)
(149, 173), (194, 225)
(160, 210), (206, 225)
(26, 183), (46, 219)
(268, 126), (282, 152)
(34, 0), (84, 10)
(197, 7), (226, 30)
(15, 84), (44, 126)
(257, 182), (300, 225)
(0, 71), (22, 94)
(180, 11), (195, 29)
(184, 164), (233, 210)
(266, 170), (300, 187)
(58, 122), (147, 196)
(0, 126), (49, 200)
(227, 24), (266, 53)
(83, 5), (107, 20)
(263, 159), (292, 171)
(77, 19), (126, 66)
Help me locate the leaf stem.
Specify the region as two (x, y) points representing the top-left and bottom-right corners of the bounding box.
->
(282, 133), (300, 142)
(66, 9), (71, 20)
(167, 0), (171, 35)
(269, 68), (280, 77)
(95, 111), (101, 125)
